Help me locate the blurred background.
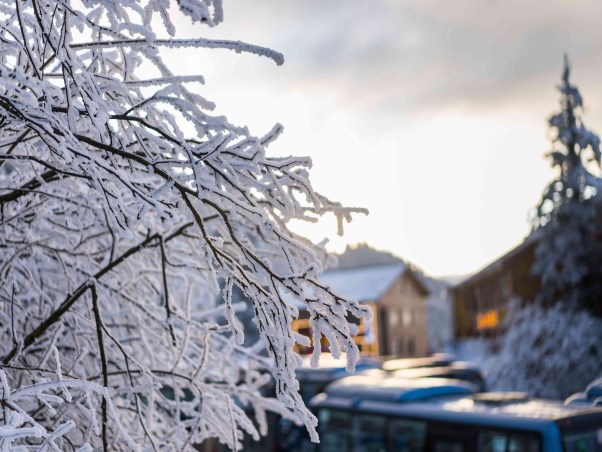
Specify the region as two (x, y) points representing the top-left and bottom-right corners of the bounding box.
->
(169, 0), (602, 278)
(169, 2), (602, 450)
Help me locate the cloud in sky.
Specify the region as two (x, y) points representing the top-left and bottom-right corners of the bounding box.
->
(204, 0), (602, 111)
(171, 0), (602, 276)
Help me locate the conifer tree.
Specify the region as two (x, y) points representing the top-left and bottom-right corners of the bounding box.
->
(532, 56), (602, 314)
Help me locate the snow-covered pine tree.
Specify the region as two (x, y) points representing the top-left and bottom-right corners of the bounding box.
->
(531, 56), (602, 314)
(485, 300), (602, 399)
(0, 1), (369, 449)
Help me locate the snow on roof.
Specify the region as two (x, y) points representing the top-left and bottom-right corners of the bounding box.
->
(320, 263), (407, 302)
(440, 396), (596, 421)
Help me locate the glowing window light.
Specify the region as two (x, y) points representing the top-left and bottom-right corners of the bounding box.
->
(476, 309), (499, 331)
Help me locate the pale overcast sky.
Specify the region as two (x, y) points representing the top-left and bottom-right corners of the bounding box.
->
(167, 0), (602, 277)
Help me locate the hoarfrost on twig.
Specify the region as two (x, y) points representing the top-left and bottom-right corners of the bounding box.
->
(0, 0), (368, 449)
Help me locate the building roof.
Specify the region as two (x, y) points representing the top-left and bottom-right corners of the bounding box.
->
(320, 262), (410, 302)
(452, 230), (541, 290)
(284, 262), (430, 311)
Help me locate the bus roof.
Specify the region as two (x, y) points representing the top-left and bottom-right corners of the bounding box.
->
(296, 353), (381, 383)
(311, 372), (602, 428)
(322, 371), (477, 403)
(381, 353), (454, 371)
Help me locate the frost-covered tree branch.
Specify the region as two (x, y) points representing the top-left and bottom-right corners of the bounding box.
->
(0, 0), (369, 449)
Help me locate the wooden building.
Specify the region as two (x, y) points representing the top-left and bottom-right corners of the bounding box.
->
(452, 234), (541, 339)
(293, 263), (430, 357)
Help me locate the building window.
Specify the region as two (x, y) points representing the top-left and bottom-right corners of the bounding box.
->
(402, 309), (413, 327)
(476, 309), (499, 331)
(389, 310), (400, 327)
(292, 304), (379, 356)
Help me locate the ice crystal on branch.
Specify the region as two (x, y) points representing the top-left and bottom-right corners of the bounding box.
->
(0, 1), (369, 449)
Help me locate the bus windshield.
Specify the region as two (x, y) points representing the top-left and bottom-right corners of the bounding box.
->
(561, 427), (602, 451)
(557, 412), (602, 452)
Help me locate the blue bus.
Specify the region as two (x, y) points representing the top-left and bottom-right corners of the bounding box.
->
(310, 371), (602, 452)
(275, 354), (381, 451)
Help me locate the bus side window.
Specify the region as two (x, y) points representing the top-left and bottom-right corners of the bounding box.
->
(478, 431), (507, 452)
(508, 432), (540, 452)
(354, 414), (387, 452)
(427, 423), (472, 452)
(478, 430), (540, 452)
(388, 418), (427, 451)
(317, 409), (352, 452)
